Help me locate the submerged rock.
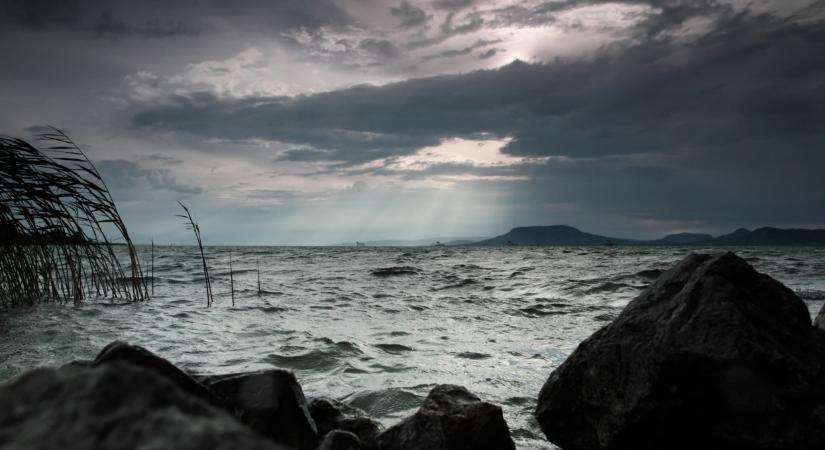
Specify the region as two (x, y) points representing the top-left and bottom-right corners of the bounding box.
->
(376, 384), (516, 450)
(536, 252), (825, 450)
(201, 370), (318, 450)
(0, 362), (286, 450)
(317, 430), (362, 450)
(309, 397), (383, 449)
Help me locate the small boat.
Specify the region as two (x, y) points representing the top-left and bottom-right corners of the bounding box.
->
(432, 241), (446, 247)
(355, 241), (366, 247)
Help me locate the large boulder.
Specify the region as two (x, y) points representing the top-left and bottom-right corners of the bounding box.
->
(308, 397), (383, 449)
(536, 252), (825, 450)
(376, 384), (516, 450)
(0, 362), (287, 450)
(201, 370), (318, 450)
(91, 340), (221, 406)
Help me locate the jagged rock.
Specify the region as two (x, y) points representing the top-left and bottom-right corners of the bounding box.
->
(814, 302), (825, 330)
(0, 362), (287, 450)
(201, 370), (318, 450)
(376, 384), (515, 450)
(536, 252), (825, 450)
(317, 430), (362, 450)
(309, 397), (382, 449)
(92, 340), (220, 406)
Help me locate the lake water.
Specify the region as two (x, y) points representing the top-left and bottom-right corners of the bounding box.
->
(1, 246), (824, 449)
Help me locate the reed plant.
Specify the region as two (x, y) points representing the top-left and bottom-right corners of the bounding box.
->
(177, 202), (213, 307)
(0, 129), (147, 307)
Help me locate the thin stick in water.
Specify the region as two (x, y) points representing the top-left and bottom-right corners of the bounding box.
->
(229, 249), (235, 306)
(150, 240), (154, 298)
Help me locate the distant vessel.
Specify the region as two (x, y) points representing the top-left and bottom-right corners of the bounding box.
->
(355, 241), (366, 247)
(432, 241), (446, 247)
(505, 240), (517, 246)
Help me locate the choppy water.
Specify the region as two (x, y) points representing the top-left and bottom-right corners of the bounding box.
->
(1, 246), (824, 449)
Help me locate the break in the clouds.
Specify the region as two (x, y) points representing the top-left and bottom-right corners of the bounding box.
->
(1, 0), (823, 244)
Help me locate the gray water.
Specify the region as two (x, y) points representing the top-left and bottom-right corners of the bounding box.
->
(1, 246), (824, 449)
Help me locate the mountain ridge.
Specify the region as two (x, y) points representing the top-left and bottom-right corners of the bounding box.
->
(470, 225), (825, 246)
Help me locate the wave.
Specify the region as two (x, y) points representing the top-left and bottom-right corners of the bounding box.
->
(342, 388), (424, 417)
(373, 343), (414, 354)
(370, 266), (420, 276)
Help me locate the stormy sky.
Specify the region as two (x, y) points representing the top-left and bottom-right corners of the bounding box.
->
(1, 0), (823, 244)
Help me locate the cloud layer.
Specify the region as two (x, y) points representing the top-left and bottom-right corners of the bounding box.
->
(1, 0), (823, 243)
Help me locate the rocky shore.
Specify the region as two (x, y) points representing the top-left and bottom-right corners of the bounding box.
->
(1, 252), (824, 449)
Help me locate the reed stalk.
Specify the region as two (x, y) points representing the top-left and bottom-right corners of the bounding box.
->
(0, 129), (147, 307)
(177, 202), (212, 307)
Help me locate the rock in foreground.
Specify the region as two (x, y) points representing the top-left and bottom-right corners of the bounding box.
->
(377, 384), (516, 450)
(309, 397), (383, 449)
(536, 252), (825, 450)
(0, 362), (287, 450)
(202, 370), (318, 450)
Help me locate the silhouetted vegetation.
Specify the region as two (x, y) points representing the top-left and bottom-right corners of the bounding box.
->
(177, 201), (213, 307)
(0, 129), (147, 307)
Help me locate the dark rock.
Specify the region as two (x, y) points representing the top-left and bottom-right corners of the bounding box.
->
(201, 370), (318, 450)
(376, 384), (516, 450)
(0, 362), (287, 450)
(309, 397), (383, 449)
(814, 302), (825, 330)
(317, 430), (362, 450)
(536, 252), (825, 450)
(92, 340), (221, 406)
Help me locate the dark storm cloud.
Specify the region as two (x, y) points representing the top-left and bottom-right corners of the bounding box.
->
(133, 9), (825, 161)
(0, 0), (352, 36)
(96, 160), (202, 195)
(391, 0), (432, 28)
(129, 5), (825, 227)
(431, 0), (480, 11)
(359, 38), (403, 60)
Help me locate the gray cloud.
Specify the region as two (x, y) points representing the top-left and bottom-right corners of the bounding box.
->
(423, 38), (502, 60)
(390, 1), (432, 28)
(478, 47), (503, 59)
(359, 38), (403, 60)
(129, 7), (825, 229)
(0, 0), (352, 37)
(134, 10), (825, 159)
(97, 160), (202, 196)
(431, 0), (480, 11)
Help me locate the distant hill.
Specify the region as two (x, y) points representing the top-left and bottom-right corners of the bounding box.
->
(474, 225), (631, 246)
(711, 227), (825, 246)
(650, 232), (714, 245)
(470, 225), (825, 247)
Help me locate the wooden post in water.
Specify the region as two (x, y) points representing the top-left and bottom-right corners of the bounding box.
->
(229, 249), (235, 306)
(150, 240), (154, 298)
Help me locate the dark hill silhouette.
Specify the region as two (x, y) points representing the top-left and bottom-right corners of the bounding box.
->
(474, 225), (633, 246)
(471, 226), (825, 246)
(712, 227), (825, 246)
